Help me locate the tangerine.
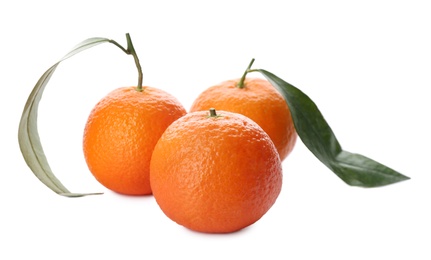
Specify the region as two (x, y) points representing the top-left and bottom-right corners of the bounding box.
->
(150, 108), (283, 233)
(190, 77), (297, 161)
(83, 86), (186, 195)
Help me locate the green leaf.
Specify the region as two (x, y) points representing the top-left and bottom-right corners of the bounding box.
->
(255, 69), (410, 187)
(333, 151), (410, 187)
(18, 37), (111, 197)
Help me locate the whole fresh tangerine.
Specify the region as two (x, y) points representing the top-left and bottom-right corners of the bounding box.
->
(150, 108), (283, 233)
(83, 86), (186, 195)
(190, 76), (297, 161)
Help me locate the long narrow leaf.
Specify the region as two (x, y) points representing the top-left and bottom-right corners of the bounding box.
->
(18, 37), (111, 197)
(255, 69), (410, 187)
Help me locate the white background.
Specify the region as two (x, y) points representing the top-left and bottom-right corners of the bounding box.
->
(1, 1), (430, 259)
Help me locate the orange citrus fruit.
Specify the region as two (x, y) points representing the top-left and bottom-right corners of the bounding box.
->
(150, 108), (283, 233)
(190, 77), (297, 161)
(83, 86), (186, 195)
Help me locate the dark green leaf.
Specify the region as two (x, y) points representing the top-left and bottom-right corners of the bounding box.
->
(18, 37), (111, 197)
(255, 69), (410, 187)
(333, 151), (410, 187)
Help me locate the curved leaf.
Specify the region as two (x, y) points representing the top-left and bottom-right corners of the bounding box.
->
(18, 37), (111, 197)
(255, 69), (410, 187)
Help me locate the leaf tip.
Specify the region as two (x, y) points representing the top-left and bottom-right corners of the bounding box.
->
(59, 192), (104, 198)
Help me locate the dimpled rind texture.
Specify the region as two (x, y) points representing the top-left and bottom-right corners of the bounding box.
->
(150, 110), (283, 233)
(190, 77), (297, 161)
(83, 86), (187, 195)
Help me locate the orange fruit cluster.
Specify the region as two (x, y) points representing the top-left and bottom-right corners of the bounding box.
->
(83, 76), (296, 233)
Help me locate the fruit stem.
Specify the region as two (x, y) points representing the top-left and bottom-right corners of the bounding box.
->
(237, 58), (255, 89)
(207, 108), (223, 118)
(108, 33), (144, 92)
(207, 108), (222, 118)
(125, 33), (144, 92)
(209, 108), (217, 117)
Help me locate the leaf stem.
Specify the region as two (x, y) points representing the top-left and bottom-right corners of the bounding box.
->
(237, 58), (255, 89)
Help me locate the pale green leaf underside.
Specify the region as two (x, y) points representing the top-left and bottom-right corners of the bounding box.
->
(18, 37), (110, 197)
